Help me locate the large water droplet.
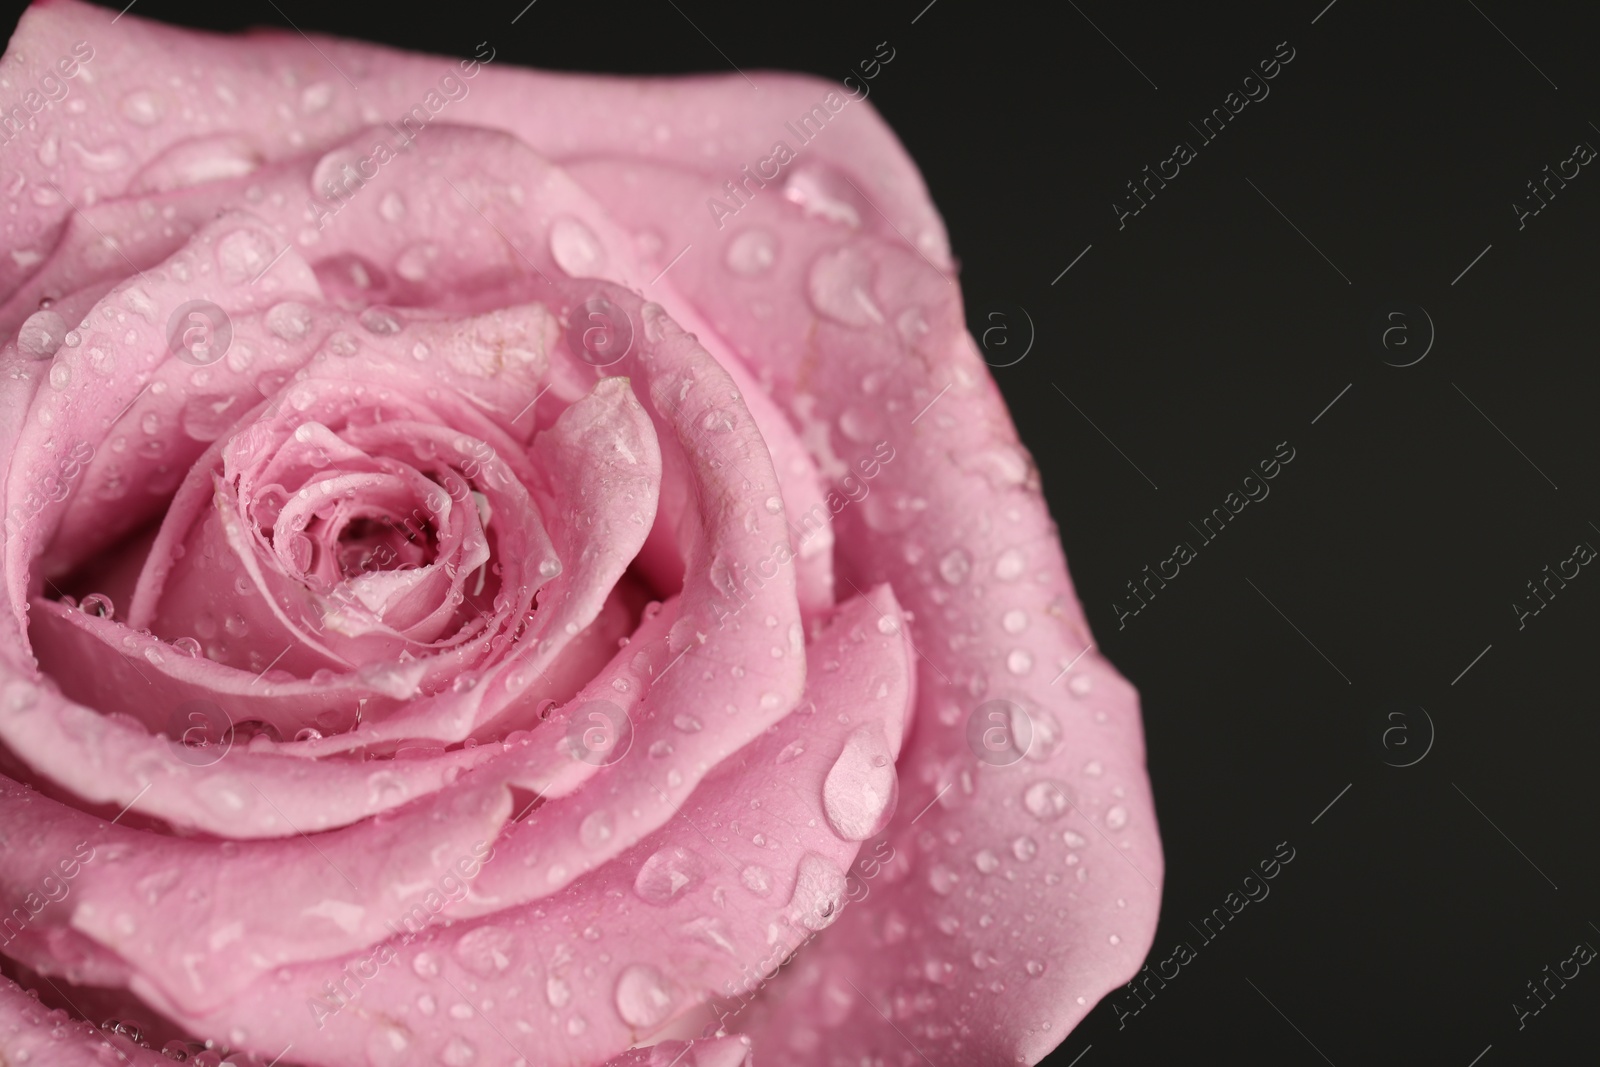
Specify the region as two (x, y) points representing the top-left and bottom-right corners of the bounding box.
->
(787, 852), (847, 931)
(807, 246), (883, 327)
(550, 216), (604, 277)
(938, 548), (971, 585)
(215, 228), (276, 284)
(578, 809), (614, 849)
(265, 302), (312, 341)
(740, 865), (773, 897)
(394, 242), (438, 282)
(783, 164), (864, 227)
(725, 228), (778, 276)
(633, 846), (705, 906)
(1022, 780), (1072, 821)
(821, 724), (898, 841)
(180, 394), (239, 442)
(17, 309), (67, 359)
(614, 963), (676, 1030)
(439, 1036), (476, 1066)
(453, 925), (515, 977)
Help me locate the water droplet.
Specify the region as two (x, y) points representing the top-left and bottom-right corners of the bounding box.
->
(215, 228), (276, 284)
(1022, 780), (1072, 821)
(633, 846), (705, 906)
(672, 714), (702, 733)
(1063, 830), (1087, 848)
(380, 191), (406, 221)
(1002, 609), (1028, 634)
(453, 925), (516, 977)
(1012, 836), (1038, 862)
(928, 863), (959, 896)
(788, 852), (848, 930)
(17, 309), (66, 359)
(300, 82), (334, 113)
(48, 362), (70, 390)
(359, 306), (402, 334)
(550, 216), (604, 277)
(545, 976), (571, 1007)
(119, 90), (165, 126)
(439, 1036), (476, 1066)
(783, 164), (864, 227)
(614, 963), (676, 1029)
(265, 302), (312, 341)
(740, 865), (773, 896)
(173, 636), (202, 657)
(578, 809), (614, 848)
(321, 330), (360, 359)
(394, 242), (438, 282)
(938, 548), (971, 585)
(411, 951), (440, 977)
(1006, 649), (1034, 675)
(994, 549), (1025, 581)
(822, 724), (898, 841)
(725, 228), (778, 276)
(775, 741), (805, 764)
(807, 246), (883, 327)
(180, 394), (239, 442)
(1025, 959), (1046, 977)
(973, 849), (1000, 874)
(79, 593), (113, 619)
(1105, 805), (1128, 830)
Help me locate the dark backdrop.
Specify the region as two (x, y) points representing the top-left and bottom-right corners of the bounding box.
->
(9, 1), (1599, 1063)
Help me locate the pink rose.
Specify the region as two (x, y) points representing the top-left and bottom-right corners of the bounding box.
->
(0, 3), (1160, 1065)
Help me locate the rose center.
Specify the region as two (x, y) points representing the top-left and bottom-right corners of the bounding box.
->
(335, 515), (435, 578)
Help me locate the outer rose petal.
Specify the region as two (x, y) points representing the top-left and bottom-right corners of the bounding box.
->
(564, 162), (1165, 1061)
(0, 2), (946, 300)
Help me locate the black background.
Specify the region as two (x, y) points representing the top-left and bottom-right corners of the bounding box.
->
(8, 1), (1599, 1063)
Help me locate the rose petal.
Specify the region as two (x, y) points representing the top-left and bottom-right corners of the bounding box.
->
(139, 586), (911, 1067)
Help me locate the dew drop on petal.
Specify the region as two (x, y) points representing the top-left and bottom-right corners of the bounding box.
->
(806, 246), (883, 327)
(1022, 780), (1072, 821)
(633, 846), (705, 906)
(725, 228), (778, 277)
(938, 548), (971, 585)
(453, 925), (516, 977)
(265, 302), (312, 341)
(614, 963), (676, 1030)
(17, 310), (66, 359)
(550, 216), (604, 277)
(740, 865), (773, 897)
(821, 724), (898, 841)
(578, 810), (614, 848)
(788, 852), (848, 931)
